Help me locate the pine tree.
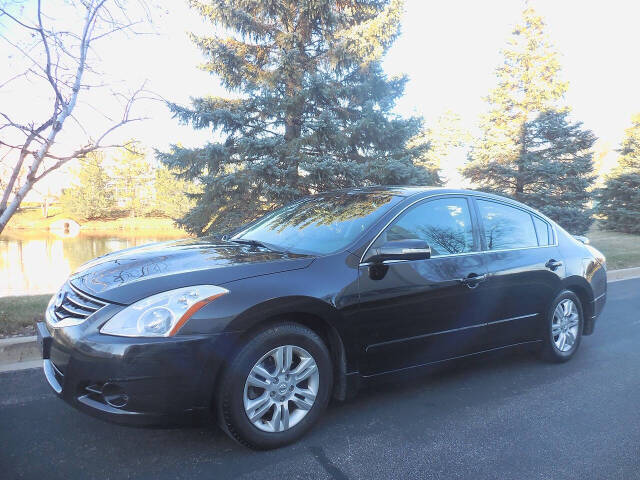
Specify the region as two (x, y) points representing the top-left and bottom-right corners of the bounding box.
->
(153, 166), (201, 219)
(519, 111), (596, 234)
(159, 0), (436, 234)
(462, 7), (596, 234)
(60, 151), (115, 220)
(465, 6), (568, 195)
(597, 114), (640, 233)
(112, 147), (155, 218)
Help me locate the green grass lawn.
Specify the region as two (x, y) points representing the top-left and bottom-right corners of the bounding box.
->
(587, 224), (640, 271)
(0, 295), (49, 338)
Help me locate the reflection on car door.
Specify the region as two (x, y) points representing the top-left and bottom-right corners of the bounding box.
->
(473, 198), (565, 349)
(356, 196), (491, 376)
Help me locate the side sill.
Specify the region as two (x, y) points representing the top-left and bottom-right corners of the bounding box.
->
(365, 313), (539, 353)
(359, 340), (542, 379)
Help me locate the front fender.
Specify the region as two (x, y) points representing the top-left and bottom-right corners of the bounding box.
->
(177, 254), (361, 372)
(226, 295), (345, 333)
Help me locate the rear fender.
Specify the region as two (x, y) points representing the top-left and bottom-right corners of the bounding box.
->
(561, 275), (598, 335)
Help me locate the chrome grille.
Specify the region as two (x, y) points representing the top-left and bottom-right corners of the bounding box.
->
(47, 282), (107, 327)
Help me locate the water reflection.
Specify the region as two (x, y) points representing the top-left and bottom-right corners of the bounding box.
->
(0, 231), (187, 296)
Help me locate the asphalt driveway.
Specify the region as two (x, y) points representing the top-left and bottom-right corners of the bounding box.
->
(1, 278), (639, 479)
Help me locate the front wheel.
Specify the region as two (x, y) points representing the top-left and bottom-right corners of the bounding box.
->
(217, 322), (333, 449)
(540, 290), (583, 362)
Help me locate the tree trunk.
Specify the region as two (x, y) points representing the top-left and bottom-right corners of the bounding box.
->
(284, 110), (301, 190)
(0, 107), (67, 234)
(281, 14), (310, 198)
(515, 124), (527, 199)
(0, 179), (35, 233)
(1, 139), (36, 214)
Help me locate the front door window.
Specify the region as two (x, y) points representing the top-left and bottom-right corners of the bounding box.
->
(371, 197), (477, 256)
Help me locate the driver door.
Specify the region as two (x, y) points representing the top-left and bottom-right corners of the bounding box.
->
(356, 196), (490, 376)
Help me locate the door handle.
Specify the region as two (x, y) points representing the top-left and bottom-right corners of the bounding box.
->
(545, 259), (563, 271)
(458, 273), (487, 289)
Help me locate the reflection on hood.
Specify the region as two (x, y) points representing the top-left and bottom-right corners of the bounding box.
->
(70, 238), (313, 304)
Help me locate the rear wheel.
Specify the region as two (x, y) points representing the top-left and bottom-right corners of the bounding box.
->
(540, 290), (583, 362)
(217, 322), (332, 449)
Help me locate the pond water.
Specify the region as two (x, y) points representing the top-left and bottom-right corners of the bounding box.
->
(0, 231), (188, 297)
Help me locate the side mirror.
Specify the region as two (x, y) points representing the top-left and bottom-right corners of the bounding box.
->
(365, 239), (431, 263)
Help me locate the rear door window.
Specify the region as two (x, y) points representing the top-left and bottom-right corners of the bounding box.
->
(477, 200), (538, 250)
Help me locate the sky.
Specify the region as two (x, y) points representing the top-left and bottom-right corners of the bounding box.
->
(383, 0), (640, 184)
(2, 0), (640, 196)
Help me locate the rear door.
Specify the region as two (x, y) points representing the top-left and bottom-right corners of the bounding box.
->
(356, 195), (491, 376)
(472, 198), (565, 348)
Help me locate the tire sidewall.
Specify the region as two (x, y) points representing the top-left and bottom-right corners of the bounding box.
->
(546, 290), (584, 361)
(220, 324), (333, 449)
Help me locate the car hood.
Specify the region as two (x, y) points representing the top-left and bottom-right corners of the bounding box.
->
(69, 238), (314, 304)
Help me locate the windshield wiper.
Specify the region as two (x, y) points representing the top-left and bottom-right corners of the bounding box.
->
(230, 238), (284, 252)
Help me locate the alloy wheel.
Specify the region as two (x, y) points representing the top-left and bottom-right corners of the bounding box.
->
(243, 345), (319, 433)
(551, 298), (580, 352)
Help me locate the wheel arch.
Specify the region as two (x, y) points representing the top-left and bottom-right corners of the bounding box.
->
(216, 296), (355, 403)
(561, 276), (595, 334)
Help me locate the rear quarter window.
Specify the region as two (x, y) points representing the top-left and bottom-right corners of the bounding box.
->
(533, 216), (552, 246)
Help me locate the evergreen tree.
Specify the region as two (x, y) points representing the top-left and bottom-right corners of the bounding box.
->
(60, 151), (115, 220)
(598, 114), (640, 233)
(463, 7), (595, 233)
(153, 165), (201, 219)
(519, 111), (596, 234)
(159, 0), (436, 234)
(112, 147), (155, 218)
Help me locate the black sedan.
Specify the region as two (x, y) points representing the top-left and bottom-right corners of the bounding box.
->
(37, 187), (607, 449)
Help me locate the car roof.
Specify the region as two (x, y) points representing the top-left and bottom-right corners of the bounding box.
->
(323, 185), (503, 199)
(322, 186), (551, 219)
(322, 185), (452, 196)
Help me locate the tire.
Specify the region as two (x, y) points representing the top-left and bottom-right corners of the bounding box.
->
(539, 290), (584, 363)
(217, 322), (333, 449)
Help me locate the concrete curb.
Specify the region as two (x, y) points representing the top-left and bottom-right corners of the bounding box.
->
(607, 266), (640, 282)
(2, 267), (640, 373)
(0, 359), (41, 373)
(0, 336), (39, 365)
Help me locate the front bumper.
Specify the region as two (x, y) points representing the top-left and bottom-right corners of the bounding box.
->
(38, 320), (240, 426)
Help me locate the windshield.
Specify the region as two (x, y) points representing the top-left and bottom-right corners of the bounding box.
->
(232, 192), (402, 255)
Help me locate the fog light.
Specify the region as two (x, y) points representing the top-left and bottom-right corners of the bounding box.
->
(102, 382), (129, 408)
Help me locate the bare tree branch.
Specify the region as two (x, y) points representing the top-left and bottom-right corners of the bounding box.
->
(92, 20), (142, 41)
(0, 7), (39, 32)
(0, 0), (152, 233)
(0, 69), (31, 89)
(0, 117), (53, 213)
(37, 0), (65, 106)
(0, 33), (48, 77)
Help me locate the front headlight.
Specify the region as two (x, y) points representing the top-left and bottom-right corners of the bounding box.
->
(100, 285), (228, 337)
